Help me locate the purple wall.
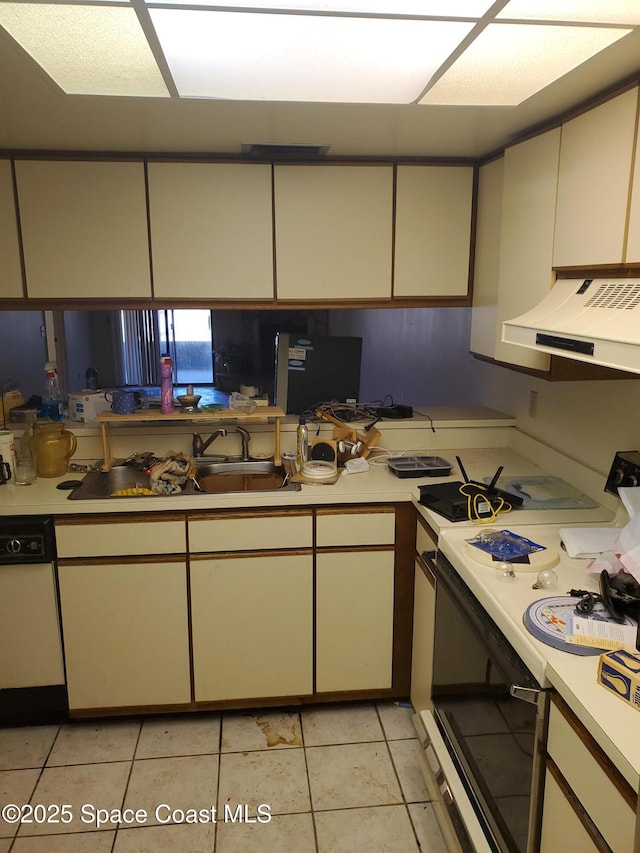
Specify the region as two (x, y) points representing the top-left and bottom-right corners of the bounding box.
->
(328, 307), (485, 406)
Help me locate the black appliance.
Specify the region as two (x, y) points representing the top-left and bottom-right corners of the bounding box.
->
(274, 333), (362, 415)
(0, 516), (68, 726)
(419, 458), (523, 522)
(417, 550), (548, 852)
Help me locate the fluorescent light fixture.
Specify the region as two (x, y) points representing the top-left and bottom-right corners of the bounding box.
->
(0, 3), (169, 97)
(497, 0), (640, 25)
(149, 9), (474, 102)
(419, 22), (633, 105)
(0, 0), (638, 106)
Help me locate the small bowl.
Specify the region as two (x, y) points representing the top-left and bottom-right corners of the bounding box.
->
(176, 394), (202, 411)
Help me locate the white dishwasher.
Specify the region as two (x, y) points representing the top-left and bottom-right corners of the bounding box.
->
(0, 516), (67, 725)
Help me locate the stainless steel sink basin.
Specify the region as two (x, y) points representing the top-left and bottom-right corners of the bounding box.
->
(67, 459), (299, 499)
(192, 459), (299, 493)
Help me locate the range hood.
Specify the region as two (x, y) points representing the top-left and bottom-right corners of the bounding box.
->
(502, 278), (640, 375)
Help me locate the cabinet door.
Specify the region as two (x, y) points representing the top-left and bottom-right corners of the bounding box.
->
(394, 165), (473, 298)
(58, 561), (191, 710)
(626, 103), (640, 262)
(0, 160), (22, 299)
(470, 157), (504, 358)
(316, 550), (394, 693)
(495, 128), (560, 370)
(191, 553), (313, 701)
(553, 88), (638, 267)
(540, 765), (602, 853)
(274, 164), (393, 300)
(148, 162), (274, 300)
(16, 160), (152, 299)
(410, 556), (435, 713)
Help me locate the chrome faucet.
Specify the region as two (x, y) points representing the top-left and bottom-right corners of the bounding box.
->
(192, 427), (227, 458)
(235, 426), (251, 461)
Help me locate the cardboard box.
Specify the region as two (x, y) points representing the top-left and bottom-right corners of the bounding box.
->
(68, 391), (109, 423)
(598, 649), (640, 711)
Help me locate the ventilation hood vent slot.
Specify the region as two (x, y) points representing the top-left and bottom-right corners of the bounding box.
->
(502, 278), (640, 375)
(241, 142), (330, 159)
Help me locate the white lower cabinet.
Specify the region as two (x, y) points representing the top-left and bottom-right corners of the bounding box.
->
(540, 695), (637, 853)
(190, 553), (313, 701)
(316, 550), (394, 693)
(58, 560), (191, 710)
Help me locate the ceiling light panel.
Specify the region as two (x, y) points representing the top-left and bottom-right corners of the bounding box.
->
(419, 22), (632, 106)
(0, 2), (169, 97)
(498, 0), (640, 25)
(147, 1), (496, 16)
(150, 9), (474, 102)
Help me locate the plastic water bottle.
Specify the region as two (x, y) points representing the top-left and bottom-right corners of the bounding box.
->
(296, 417), (308, 468)
(41, 362), (64, 420)
(160, 355), (175, 414)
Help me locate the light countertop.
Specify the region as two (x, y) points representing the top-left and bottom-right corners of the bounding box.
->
(437, 522), (639, 791)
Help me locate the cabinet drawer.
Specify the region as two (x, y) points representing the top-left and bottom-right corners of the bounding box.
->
(547, 698), (636, 853)
(188, 512), (312, 553)
(316, 509), (395, 547)
(56, 518), (186, 558)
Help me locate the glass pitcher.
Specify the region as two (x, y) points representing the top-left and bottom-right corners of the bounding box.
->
(31, 419), (78, 478)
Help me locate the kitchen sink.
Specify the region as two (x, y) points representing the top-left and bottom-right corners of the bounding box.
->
(192, 459), (299, 494)
(67, 459), (299, 499)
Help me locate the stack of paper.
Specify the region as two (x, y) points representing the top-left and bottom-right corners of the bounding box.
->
(560, 527), (619, 559)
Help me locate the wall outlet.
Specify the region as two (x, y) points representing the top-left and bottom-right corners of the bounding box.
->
(528, 390), (539, 418)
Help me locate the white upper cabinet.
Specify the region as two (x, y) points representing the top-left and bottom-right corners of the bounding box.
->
(394, 165), (473, 298)
(0, 160), (22, 298)
(494, 128), (560, 370)
(16, 160), (152, 299)
(148, 162), (274, 300)
(470, 157), (504, 359)
(553, 88), (638, 267)
(274, 164), (393, 300)
(626, 106), (640, 263)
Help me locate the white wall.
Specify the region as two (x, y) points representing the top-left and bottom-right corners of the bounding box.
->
(476, 359), (640, 475)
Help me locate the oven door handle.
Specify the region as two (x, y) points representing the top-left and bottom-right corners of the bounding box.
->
(510, 684), (540, 705)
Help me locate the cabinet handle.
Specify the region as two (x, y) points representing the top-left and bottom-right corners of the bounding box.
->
(510, 684), (540, 705)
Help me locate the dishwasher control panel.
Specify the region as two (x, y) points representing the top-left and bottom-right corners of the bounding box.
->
(0, 516), (56, 564)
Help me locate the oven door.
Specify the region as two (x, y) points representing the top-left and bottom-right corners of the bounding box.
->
(419, 550), (548, 853)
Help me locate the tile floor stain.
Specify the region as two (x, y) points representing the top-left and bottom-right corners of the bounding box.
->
(257, 718), (302, 748)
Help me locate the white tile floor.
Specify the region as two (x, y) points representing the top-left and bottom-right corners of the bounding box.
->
(0, 703), (448, 852)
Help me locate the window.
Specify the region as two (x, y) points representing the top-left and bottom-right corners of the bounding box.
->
(119, 309), (214, 386)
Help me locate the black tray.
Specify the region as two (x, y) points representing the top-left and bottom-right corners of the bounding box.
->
(387, 455), (453, 478)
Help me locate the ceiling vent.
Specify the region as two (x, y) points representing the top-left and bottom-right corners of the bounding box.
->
(241, 142), (330, 159)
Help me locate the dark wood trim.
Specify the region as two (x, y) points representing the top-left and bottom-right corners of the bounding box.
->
(478, 71), (640, 167)
(54, 512), (186, 526)
(58, 554), (187, 567)
(551, 693), (637, 810)
(189, 548), (313, 561)
(467, 163), (479, 302)
(67, 688), (407, 719)
(555, 265), (640, 277)
(1, 149), (476, 166)
(415, 551), (436, 588)
(315, 544), (395, 556)
(471, 349), (638, 382)
(315, 504), (396, 517)
(0, 294), (472, 310)
(391, 502), (415, 697)
(545, 758), (612, 853)
(188, 507), (313, 522)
